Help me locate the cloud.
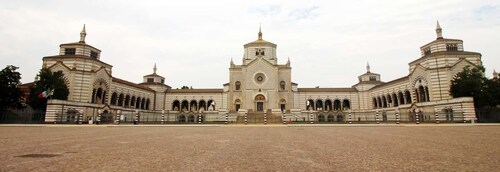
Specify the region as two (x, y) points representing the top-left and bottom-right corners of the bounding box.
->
(475, 5), (497, 14)
(250, 4), (282, 16)
(473, 5), (500, 22)
(288, 6), (319, 20)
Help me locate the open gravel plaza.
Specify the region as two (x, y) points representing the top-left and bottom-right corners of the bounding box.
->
(0, 124), (499, 171)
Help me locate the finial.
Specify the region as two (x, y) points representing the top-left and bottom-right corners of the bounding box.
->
(230, 58), (234, 65)
(436, 21), (443, 39)
(153, 63), (157, 74)
(494, 69), (498, 79)
(366, 62), (371, 73)
(258, 23), (262, 40)
(80, 24), (87, 43)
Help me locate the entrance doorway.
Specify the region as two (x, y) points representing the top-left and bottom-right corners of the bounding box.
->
(257, 102), (264, 111)
(255, 94), (266, 112)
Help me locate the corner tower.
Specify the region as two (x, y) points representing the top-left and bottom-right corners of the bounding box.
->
(409, 21), (482, 101)
(42, 25), (113, 103)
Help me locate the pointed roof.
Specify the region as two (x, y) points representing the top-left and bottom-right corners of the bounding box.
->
(244, 25), (276, 48)
(258, 23), (263, 40)
(153, 63), (157, 74)
(366, 62), (371, 73)
(436, 20), (443, 39)
(80, 24), (87, 43)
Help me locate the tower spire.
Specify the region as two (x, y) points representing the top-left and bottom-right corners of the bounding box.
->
(436, 21), (443, 39)
(366, 62), (371, 73)
(80, 24), (87, 43)
(153, 63), (157, 74)
(258, 23), (262, 40)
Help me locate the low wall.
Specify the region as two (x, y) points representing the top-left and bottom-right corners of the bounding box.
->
(45, 97), (476, 123)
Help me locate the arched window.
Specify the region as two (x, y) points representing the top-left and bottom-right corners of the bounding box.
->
(405, 90), (412, 104)
(188, 115), (195, 122)
(256, 48), (265, 56)
(398, 92), (404, 105)
(418, 86), (425, 102)
(141, 98), (146, 109)
(325, 100), (332, 111)
(446, 44), (458, 51)
(172, 100), (180, 111)
(178, 114), (186, 122)
(336, 114), (344, 122)
(316, 99), (324, 111)
(255, 95), (265, 100)
(333, 99), (341, 111)
(199, 100), (207, 111)
(124, 95), (131, 108)
(131, 96), (136, 108)
(235, 81), (241, 91)
(377, 97), (381, 108)
(373, 98), (378, 108)
(190, 100), (197, 112)
(382, 96), (387, 108)
(306, 100), (314, 110)
(136, 97), (141, 108)
(181, 100), (189, 112)
(318, 114), (325, 122)
(235, 99), (241, 112)
(92, 88), (105, 104)
(111, 92), (118, 105)
(280, 81), (285, 91)
(392, 93), (398, 107)
(327, 114), (334, 122)
(207, 100), (215, 111)
(342, 99), (351, 110)
(386, 94), (392, 107)
(118, 94), (124, 106)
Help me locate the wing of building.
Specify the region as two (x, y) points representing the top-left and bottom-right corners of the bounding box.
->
(43, 22), (479, 124)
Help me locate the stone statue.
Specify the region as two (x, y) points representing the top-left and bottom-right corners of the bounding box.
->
(210, 101), (216, 111)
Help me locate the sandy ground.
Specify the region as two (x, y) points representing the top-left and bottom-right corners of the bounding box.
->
(0, 124), (498, 171)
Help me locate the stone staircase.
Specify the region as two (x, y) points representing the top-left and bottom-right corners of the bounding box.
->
(236, 111), (282, 124)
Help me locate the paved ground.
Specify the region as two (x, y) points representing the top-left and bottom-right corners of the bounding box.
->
(0, 124), (499, 171)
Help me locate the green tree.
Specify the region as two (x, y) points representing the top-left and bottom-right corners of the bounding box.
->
(179, 86), (193, 89)
(0, 65), (23, 117)
(28, 68), (69, 111)
(484, 78), (500, 107)
(450, 65), (500, 107)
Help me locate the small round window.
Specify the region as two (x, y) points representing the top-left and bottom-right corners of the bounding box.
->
(254, 73), (266, 84)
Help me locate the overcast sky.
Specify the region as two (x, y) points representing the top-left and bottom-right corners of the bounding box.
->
(1, 0), (499, 88)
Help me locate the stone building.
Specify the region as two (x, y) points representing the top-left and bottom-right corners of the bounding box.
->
(43, 22), (479, 124)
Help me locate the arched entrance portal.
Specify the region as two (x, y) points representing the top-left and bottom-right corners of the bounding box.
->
(255, 94), (266, 112)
